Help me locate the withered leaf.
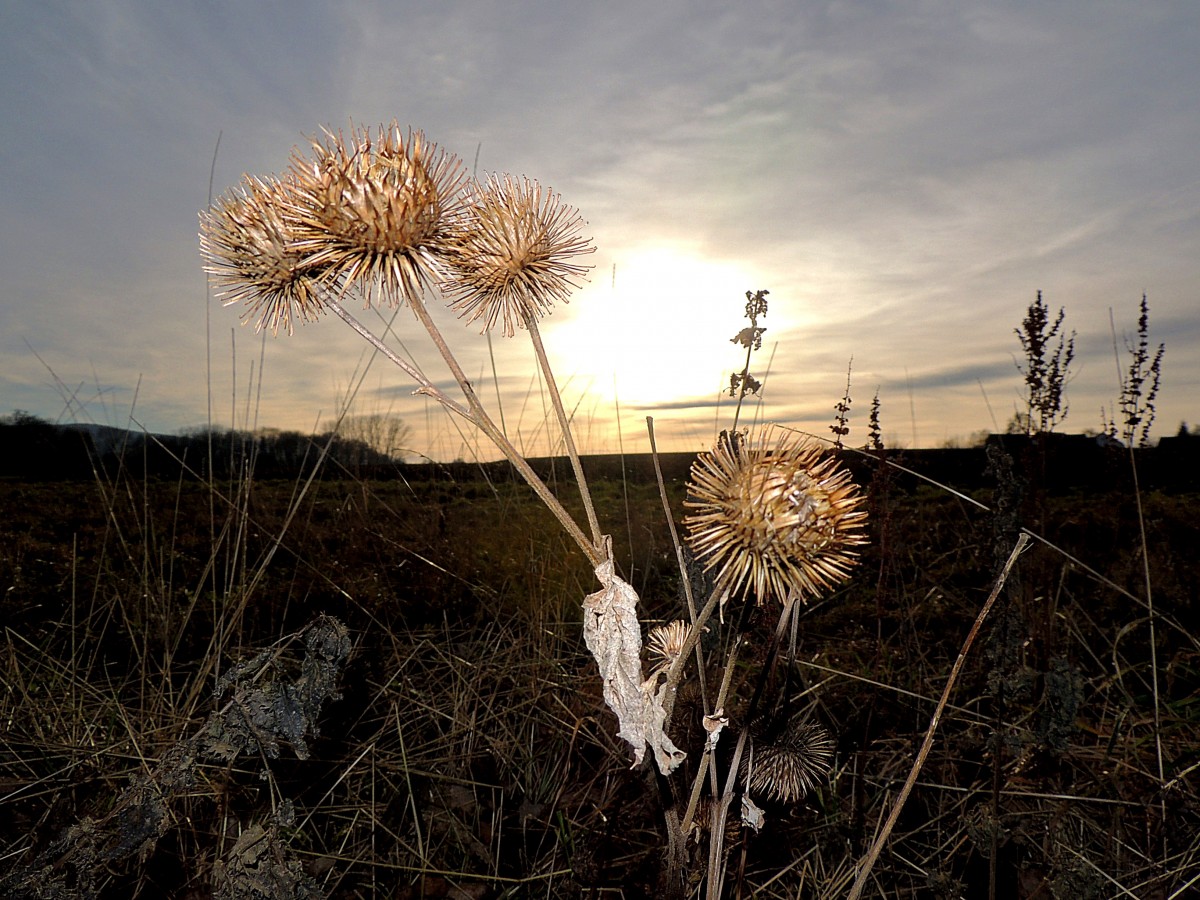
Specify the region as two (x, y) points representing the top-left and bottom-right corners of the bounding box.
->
(583, 555), (685, 774)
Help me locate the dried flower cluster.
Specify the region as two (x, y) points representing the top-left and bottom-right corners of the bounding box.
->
(287, 125), (467, 307)
(647, 619), (690, 677)
(689, 795), (743, 851)
(199, 175), (328, 334)
(199, 121), (593, 335)
(683, 428), (867, 605)
(744, 716), (835, 803)
(444, 174), (593, 336)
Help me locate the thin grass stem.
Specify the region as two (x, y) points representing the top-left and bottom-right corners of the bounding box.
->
(847, 531), (1030, 900)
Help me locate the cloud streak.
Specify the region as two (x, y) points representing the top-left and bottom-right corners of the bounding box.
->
(2, 1), (1197, 457)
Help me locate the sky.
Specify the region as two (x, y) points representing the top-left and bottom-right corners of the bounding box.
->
(2, 1), (1198, 461)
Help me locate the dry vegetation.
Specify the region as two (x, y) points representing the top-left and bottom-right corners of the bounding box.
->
(1, 444), (1198, 897)
(4, 121), (1197, 898)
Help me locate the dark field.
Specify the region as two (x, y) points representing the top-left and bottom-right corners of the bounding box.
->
(1, 446), (1199, 897)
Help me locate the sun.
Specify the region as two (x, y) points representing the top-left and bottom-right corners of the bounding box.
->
(545, 246), (759, 410)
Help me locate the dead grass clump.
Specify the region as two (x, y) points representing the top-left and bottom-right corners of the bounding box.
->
(2, 616), (348, 899)
(3, 462), (1200, 895)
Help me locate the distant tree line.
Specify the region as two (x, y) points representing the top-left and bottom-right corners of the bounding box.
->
(5, 408), (1199, 489)
(0, 411), (411, 481)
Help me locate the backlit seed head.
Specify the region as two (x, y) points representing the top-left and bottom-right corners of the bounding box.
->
(287, 123), (467, 307)
(442, 174), (594, 336)
(647, 620), (690, 674)
(683, 428), (867, 605)
(200, 175), (328, 335)
(743, 716), (835, 804)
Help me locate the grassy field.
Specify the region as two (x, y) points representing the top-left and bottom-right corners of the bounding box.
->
(1, 444), (1198, 897)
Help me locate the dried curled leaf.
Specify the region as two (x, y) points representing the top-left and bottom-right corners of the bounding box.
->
(583, 555), (685, 774)
(741, 793), (766, 833)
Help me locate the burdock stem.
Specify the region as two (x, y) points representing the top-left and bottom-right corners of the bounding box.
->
(327, 295), (601, 567)
(701, 596), (799, 900)
(662, 577), (727, 726)
(680, 634), (741, 835)
(328, 298), (471, 418)
(646, 416), (707, 705)
(523, 314), (603, 549)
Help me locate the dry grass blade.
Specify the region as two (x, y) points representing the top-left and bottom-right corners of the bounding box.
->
(847, 532), (1030, 900)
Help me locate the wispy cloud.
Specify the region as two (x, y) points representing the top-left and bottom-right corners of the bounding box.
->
(2, 1), (1197, 455)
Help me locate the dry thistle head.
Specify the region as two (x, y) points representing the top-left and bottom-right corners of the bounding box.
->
(442, 173), (594, 336)
(743, 715), (835, 804)
(200, 175), (329, 335)
(683, 427), (867, 605)
(287, 122), (466, 306)
(647, 620), (690, 677)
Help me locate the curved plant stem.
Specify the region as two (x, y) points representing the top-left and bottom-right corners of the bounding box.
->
(847, 531), (1030, 900)
(328, 299), (471, 418)
(407, 294), (602, 564)
(680, 634), (741, 834)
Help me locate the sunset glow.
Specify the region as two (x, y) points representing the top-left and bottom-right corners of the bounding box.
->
(550, 247), (762, 410)
(2, 3), (1197, 457)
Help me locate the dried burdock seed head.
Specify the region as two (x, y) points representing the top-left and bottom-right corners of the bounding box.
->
(647, 620), (690, 675)
(743, 716), (835, 804)
(200, 175), (329, 335)
(288, 122), (466, 307)
(683, 427), (867, 606)
(443, 174), (594, 336)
